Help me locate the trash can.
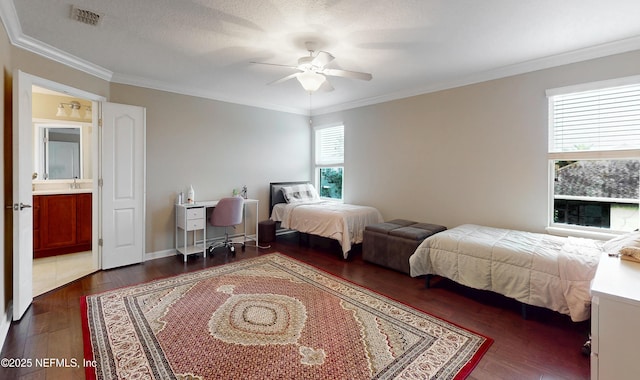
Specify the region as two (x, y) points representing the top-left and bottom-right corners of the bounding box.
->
(258, 220), (276, 243)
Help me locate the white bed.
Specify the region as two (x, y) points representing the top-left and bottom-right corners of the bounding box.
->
(269, 182), (383, 258)
(409, 224), (609, 322)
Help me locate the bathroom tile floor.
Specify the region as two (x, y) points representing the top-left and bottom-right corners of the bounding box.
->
(33, 251), (96, 297)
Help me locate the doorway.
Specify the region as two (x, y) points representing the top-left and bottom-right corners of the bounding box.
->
(13, 70), (146, 320)
(31, 86), (98, 296)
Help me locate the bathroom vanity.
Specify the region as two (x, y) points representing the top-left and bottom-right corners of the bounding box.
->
(33, 189), (92, 259)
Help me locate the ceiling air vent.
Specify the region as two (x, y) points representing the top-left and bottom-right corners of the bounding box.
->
(70, 5), (101, 26)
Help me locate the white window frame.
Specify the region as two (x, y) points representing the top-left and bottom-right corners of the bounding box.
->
(313, 123), (344, 201)
(546, 75), (640, 238)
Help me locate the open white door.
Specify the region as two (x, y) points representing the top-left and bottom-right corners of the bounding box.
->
(12, 72), (105, 320)
(12, 70), (34, 320)
(100, 102), (146, 269)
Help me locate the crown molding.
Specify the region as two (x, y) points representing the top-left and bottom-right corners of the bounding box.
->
(313, 35), (640, 116)
(3, 0), (639, 117)
(110, 72), (309, 115)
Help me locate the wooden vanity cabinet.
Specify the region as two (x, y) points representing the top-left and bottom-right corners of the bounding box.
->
(33, 193), (92, 258)
(76, 193), (92, 245)
(33, 195), (40, 251)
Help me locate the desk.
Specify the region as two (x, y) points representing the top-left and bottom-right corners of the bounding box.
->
(175, 198), (258, 262)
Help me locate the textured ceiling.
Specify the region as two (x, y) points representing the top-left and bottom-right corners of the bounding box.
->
(5, 0), (640, 114)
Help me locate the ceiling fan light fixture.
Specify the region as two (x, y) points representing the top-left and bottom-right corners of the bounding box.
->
(297, 71), (326, 92)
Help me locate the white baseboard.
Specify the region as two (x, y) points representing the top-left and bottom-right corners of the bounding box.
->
(0, 303), (13, 351)
(144, 249), (177, 261)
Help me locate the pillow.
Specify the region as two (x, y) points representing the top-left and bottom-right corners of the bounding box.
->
(281, 184), (320, 204)
(602, 230), (640, 254)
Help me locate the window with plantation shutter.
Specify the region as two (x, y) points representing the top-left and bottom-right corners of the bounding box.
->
(314, 125), (344, 200)
(547, 77), (640, 235)
(315, 125), (344, 165)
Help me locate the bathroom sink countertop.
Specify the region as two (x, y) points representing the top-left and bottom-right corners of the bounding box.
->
(33, 188), (93, 195)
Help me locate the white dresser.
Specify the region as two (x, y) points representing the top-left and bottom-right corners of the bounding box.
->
(590, 253), (640, 380)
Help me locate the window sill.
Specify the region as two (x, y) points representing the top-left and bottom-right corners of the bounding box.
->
(319, 198), (343, 203)
(546, 226), (618, 241)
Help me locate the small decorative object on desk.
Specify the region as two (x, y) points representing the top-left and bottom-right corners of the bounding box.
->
(177, 192), (184, 204)
(187, 185), (195, 204)
(620, 246), (640, 263)
(240, 185), (247, 199)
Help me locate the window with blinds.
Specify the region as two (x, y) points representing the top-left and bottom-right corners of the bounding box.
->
(549, 83), (640, 153)
(547, 78), (640, 233)
(314, 125), (344, 200)
(315, 125), (344, 166)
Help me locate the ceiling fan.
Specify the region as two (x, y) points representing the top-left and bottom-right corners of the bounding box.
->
(252, 43), (373, 92)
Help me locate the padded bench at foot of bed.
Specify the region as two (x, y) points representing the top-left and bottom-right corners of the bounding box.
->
(363, 219), (446, 274)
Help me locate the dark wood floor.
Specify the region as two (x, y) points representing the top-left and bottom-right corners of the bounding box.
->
(1, 233), (590, 379)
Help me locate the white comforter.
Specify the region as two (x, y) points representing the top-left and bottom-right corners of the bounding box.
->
(409, 224), (602, 322)
(271, 200), (383, 258)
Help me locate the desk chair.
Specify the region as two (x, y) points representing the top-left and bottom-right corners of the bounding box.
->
(208, 196), (244, 255)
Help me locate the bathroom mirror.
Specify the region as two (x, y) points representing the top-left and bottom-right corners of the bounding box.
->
(33, 123), (91, 180)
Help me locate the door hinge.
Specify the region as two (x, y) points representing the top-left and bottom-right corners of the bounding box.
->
(98, 178), (103, 187)
(98, 118), (102, 127)
(98, 238), (103, 247)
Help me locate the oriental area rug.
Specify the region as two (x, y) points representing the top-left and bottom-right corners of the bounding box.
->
(81, 253), (492, 380)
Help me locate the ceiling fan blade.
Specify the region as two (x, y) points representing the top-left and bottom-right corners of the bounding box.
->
(322, 68), (372, 81)
(319, 79), (334, 92)
(251, 61), (298, 70)
(311, 51), (334, 68)
(268, 72), (300, 86)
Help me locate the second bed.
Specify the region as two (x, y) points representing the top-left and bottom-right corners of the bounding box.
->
(409, 223), (612, 321)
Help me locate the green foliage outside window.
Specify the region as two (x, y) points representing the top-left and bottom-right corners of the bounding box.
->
(319, 168), (343, 199)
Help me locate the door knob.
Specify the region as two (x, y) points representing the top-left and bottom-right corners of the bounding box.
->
(13, 203), (32, 211)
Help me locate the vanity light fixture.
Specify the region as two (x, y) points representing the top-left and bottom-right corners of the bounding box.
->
(55, 103), (65, 117)
(56, 101), (91, 119)
(70, 104), (81, 118)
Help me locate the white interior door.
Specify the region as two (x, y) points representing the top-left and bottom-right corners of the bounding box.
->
(100, 102), (146, 269)
(12, 70), (34, 321)
(12, 72), (104, 321)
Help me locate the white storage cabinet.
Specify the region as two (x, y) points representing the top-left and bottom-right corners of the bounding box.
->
(590, 254), (640, 380)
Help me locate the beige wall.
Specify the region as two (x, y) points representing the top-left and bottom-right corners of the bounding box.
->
(314, 49), (640, 234)
(108, 84), (310, 254)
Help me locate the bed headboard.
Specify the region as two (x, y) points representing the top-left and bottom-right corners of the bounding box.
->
(269, 181), (310, 215)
